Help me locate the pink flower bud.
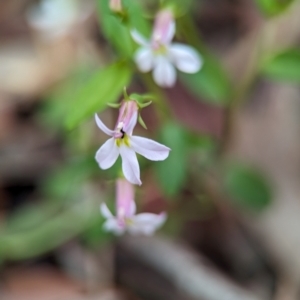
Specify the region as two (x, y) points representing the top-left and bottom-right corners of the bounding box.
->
(152, 9), (175, 47)
(109, 0), (122, 12)
(114, 100), (138, 138)
(116, 178), (135, 220)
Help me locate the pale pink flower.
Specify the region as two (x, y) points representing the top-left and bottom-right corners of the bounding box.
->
(95, 100), (170, 185)
(131, 9), (203, 88)
(100, 179), (167, 235)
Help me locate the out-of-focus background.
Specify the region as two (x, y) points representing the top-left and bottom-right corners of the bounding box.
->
(1, 0), (300, 299)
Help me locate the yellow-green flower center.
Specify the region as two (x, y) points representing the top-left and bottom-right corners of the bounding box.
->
(153, 44), (167, 55)
(116, 134), (130, 147)
(125, 218), (134, 226)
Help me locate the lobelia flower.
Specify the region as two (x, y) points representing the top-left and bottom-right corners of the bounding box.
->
(95, 100), (171, 185)
(101, 178), (167, 235)
(131, 9), (203, 88)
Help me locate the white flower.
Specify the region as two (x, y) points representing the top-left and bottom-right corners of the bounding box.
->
(95, 100), (170, 185)
(26, 0), (91, 40)
(131, 9), (203, 88)
(100, 179), (167, 235)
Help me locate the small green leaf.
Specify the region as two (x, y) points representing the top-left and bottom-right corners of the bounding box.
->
(180, 56), (232, 106)
(261, 49), (300, 82)
(254, 0), (295, 17)
(224, 164), (272, 211)
(65, 62), (132, 129)
(138, 114), (147, 129)
(155, 123), (187, 197)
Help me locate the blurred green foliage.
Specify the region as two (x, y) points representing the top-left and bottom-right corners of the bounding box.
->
(42, 157), (97, 201)
(164, 0), (194, 16)
(0, 201), (99, 260)
(254, 0), (295, 16)
(261, 49), (300, 82)
(224, 164), (272, 211)
(180, 56), (233, 106)
(155, 122), (188, 197)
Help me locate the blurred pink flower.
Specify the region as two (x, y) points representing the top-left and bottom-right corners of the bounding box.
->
(100, 179), (167, 235)
(131, 9), (202, 87)
(95, 100), (170, 185)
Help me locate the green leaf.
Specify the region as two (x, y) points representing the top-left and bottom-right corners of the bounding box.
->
(96, 0), (150, 56)
(261, 49), (300, 82)
(155, 123), (187, 197)
(96, 0), (133, 57)
(254, 0), (295, 17)
(124, 0), (151, 37)
(224, 164), (272, 211)
(180, 56), (232, 106)
(40, 68), (91, 129)
(65, 62), (132, 129)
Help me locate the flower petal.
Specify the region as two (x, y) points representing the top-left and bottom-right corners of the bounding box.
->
(119, 145), (141, 185)
(130, 136), (170, 161)
(134, 47), (154, 72)
(161, 20), (175, 45)
(103, 218), (125, 235)
(95, 114), (114, 136)
(169, 43), (203, 73)
(129, 212), (167, 235)
(100, 203), (113, 219)
(130, 29), (149, 47)
(153, 56), (176, 87)
(95, 138), (119, 169)
(123, 111), (138, 135)
(129, 199), (136, 216)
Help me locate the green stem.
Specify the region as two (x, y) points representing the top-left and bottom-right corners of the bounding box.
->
(140, 73), (171, 122)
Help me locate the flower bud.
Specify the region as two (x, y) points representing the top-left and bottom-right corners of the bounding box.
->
(116, 178), (134, 220)
(152, 9), (175, 47)
(114, 100), (139, 138)
(109, 0), (122, 12)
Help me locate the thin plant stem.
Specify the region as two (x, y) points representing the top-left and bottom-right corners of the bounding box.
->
(140, 73), (172, 122)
